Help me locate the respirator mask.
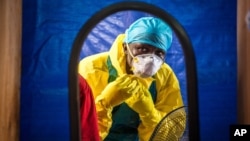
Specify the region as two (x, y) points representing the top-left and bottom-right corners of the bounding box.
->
(126, 43), (163, 78)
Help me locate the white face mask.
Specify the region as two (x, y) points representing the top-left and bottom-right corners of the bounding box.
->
(126, 43), (164, 78)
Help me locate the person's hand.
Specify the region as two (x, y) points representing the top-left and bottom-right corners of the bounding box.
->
(95, 74), (140, 109)
(125, 78), (162, 126)
(125, 81), (154, 116)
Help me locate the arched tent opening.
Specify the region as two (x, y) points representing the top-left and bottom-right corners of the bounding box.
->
(69, 1), (199, 141)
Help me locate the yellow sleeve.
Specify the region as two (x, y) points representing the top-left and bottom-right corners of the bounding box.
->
(137, 64), (184, 141)
(78, 53), (109, 98)
(95, 101), (112, 140)
(78, 54), (112, 140)
(155, 65), (184, 113)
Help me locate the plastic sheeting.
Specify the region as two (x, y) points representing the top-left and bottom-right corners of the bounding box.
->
(21, 0), (237, 141)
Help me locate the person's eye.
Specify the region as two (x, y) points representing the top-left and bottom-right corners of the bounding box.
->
(137, 47), (148, 53)
(142, 47), (148, 52)
(156, 50), (165, 58)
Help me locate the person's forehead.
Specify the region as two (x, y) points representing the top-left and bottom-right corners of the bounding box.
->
(130, 42), (154, 48)
(129, 43), (165, 52)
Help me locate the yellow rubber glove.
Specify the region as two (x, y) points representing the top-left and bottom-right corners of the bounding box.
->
(95, 75), (143, 140)
(125, 85), (153, 115)
(95, 74), (140, 109)
(125, 78), (161, 126)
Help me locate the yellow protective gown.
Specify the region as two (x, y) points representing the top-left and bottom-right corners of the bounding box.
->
(78, 34), (184, 141)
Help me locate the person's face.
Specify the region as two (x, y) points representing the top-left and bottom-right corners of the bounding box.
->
(123, 42), (166, 70)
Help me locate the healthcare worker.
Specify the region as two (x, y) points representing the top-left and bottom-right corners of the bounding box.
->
(79, 17), (185, 141)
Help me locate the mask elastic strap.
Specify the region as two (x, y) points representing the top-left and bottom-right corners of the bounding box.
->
(126, 43), (138, 72)
(126, 43), (135, 59)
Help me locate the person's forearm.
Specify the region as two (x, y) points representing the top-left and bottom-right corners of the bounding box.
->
(139, 108), (162, 127)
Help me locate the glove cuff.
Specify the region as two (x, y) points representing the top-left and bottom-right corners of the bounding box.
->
(139, 108), (161, 126)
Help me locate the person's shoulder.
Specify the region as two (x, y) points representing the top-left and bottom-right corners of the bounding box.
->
(80, 52), (108, 62)
(160, 63), (174, 72)
(154, 63), (179, 86)
(79, 52), (109, 70)
(155, 63), (176, 79)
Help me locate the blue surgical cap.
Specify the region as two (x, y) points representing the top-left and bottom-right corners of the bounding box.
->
(124, 17), (173, 52)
